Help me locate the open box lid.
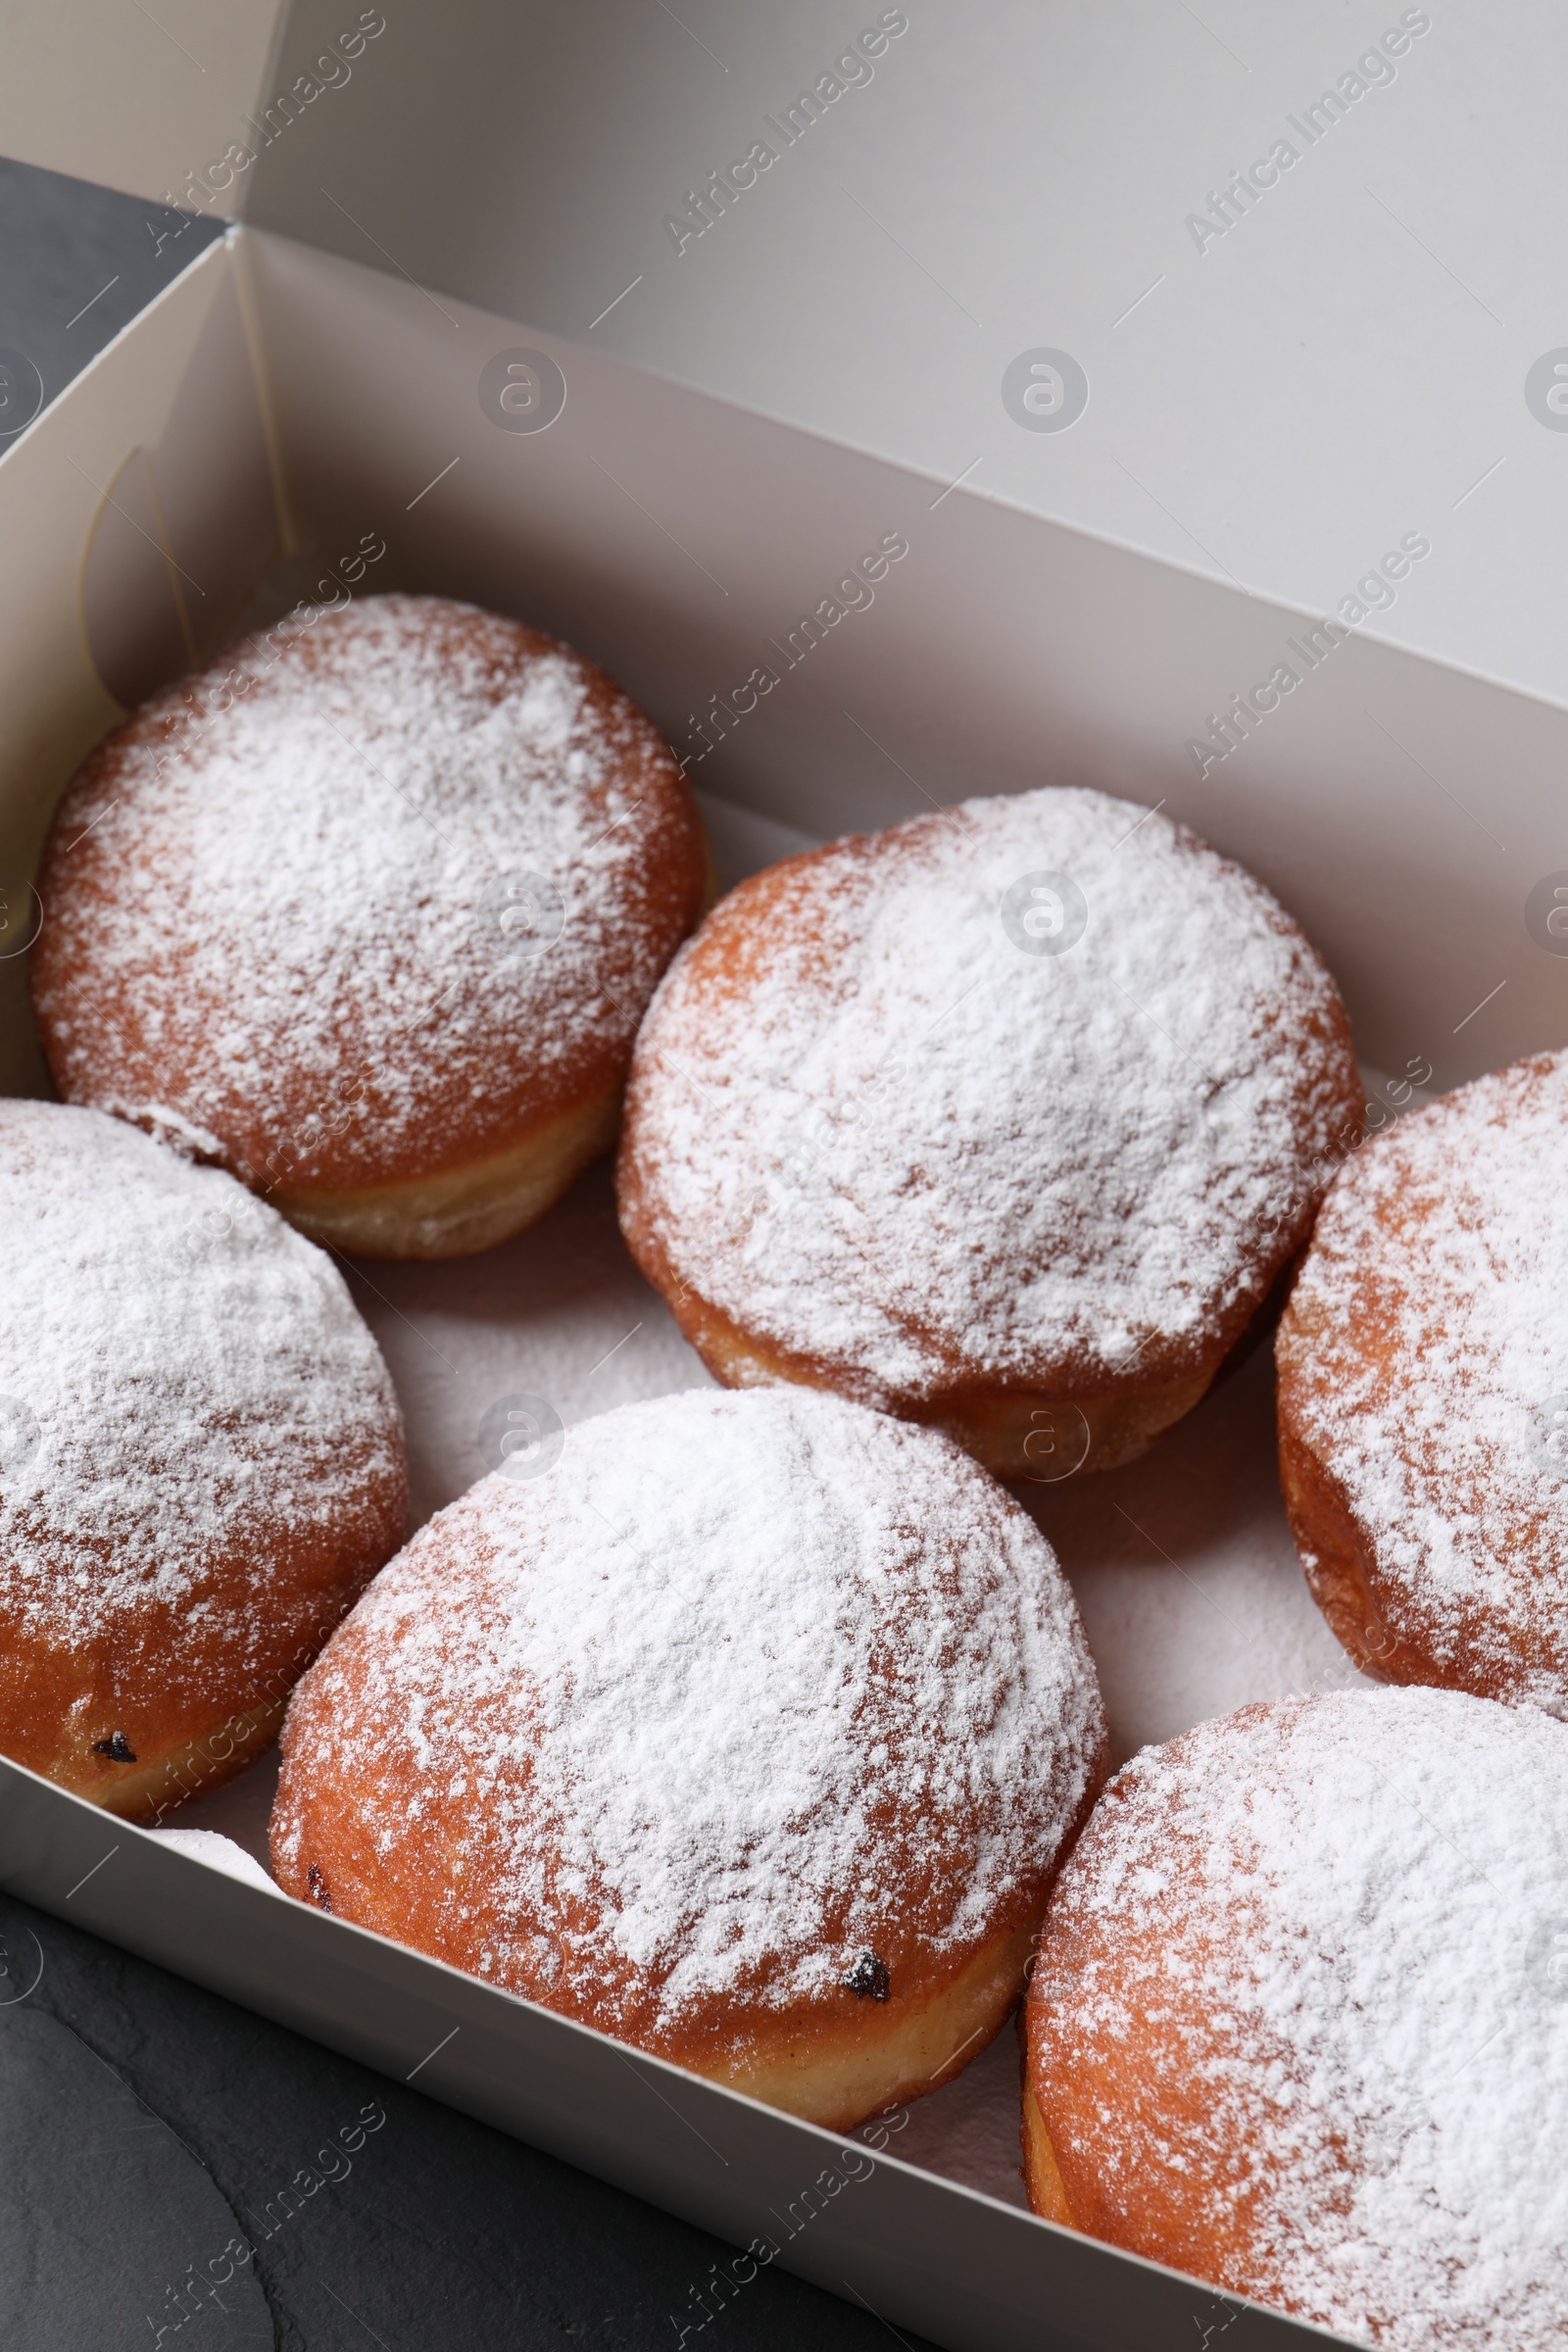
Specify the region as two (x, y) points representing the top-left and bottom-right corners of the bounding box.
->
(7, 0), (1568, 715)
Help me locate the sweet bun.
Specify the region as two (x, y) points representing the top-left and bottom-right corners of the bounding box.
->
(618, 788), (1361, 1476)
(1278, 1050), (1568, 1711)
(32, 593), (709, 1259)
(1024, 1688), (1568, 2348)
(271, 1386), (1105, 2129)
(0, 1101), (405, 1819)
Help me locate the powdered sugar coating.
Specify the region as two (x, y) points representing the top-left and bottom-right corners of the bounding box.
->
(1279, 1053), (1568, 1713)
(0, 1101), (405, 1714)
(33, 594), (704, 1192)
(273, 1386), (1105, 2044)
(1029, 1688), (1568, 2349)
(620, 788), (1359, 1409)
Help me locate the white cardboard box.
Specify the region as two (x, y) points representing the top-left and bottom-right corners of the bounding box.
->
(3, 11), (1564, 2346)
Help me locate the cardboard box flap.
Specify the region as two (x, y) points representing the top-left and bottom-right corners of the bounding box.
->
(234, 0), (1568, 722)
(13, 1), (1568, 715)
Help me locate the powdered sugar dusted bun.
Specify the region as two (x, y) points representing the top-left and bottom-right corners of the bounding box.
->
(271, 1386), (1105, 2129)
(0, 1101), (406, 1820)
(618, 788), (1360, 1476)
(1278, 1051), (1568, 1712)
(1023, 1689), (1568, 2349)
(32, 594), (709, 1259)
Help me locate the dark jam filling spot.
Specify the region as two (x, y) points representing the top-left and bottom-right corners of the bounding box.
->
(306, 1863), (333, 1913)
(842, 1947), (891, 2002)
(92, 1733), (137, 1763)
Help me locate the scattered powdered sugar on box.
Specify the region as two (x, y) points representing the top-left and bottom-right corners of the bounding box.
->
(146, 1826), (280, 1891)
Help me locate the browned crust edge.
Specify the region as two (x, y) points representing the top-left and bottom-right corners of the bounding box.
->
(271, 1679), (1109, 2134)
(270, 1083), (623, 1261)
(1020, 2082), (1076, 2225)
(51, 1694), (290, 1826)
(1274, 1400), (1411, 1683)
(621, 1269), (1221, 1477)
